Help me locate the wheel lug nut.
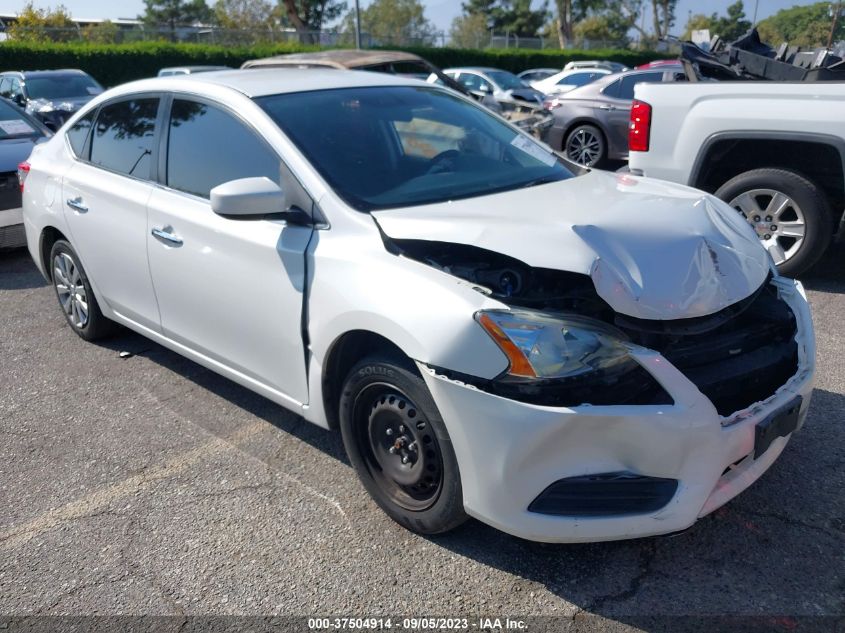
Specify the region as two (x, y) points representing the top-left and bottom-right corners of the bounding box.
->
(753, 215), (760, 222)
(764, 234), (771, 240)
(401, 456), (409, 464)
(770, 225), (777, 231)
(388, 446), (396, 454)
(407, 441), (417, 451)
(398, 425), (405, 433)
(386, 428), (393, 436)
(765, 216), (772, 222)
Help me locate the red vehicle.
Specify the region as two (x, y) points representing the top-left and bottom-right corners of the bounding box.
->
(635, 59), (680, 69)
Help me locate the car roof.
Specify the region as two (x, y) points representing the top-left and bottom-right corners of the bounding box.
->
(446, 67), (504, 74)
(111, 68), (430, 99)
(242, 49), (426, 69)
(6, 69), (90, 77)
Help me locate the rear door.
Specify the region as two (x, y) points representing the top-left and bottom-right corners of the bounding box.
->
(61, 96), (162, 330)
(145, 96), (312, 405)
(601, 72), (665, 153)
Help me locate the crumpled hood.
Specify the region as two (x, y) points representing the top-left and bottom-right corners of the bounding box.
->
(372, 170), (770, 321)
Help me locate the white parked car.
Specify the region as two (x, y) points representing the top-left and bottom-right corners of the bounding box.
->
(531, 67), (613, 95)
(20, 70), (815, 543)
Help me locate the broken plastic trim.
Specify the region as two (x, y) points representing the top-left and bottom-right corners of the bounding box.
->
(426, 361), (673, 408)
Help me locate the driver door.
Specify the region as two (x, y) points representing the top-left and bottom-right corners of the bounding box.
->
(146, 96), (313, 405)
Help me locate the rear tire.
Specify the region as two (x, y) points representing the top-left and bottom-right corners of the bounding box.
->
(49, 240), (117, 341)
(715, 168), (832, 277)
(339, 354), (467, 535)
(564, 124), (606, 168)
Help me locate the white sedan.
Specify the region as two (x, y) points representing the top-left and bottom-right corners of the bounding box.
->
(20, 69), (814, 542)
(531, 67), (613, 95)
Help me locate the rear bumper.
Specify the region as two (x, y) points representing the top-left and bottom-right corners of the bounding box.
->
(421, 277), (814, 543)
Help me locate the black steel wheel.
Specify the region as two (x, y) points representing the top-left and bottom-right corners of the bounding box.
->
(339, 354), (467, 534)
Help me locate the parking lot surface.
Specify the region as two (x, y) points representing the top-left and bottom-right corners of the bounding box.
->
(1, 244), (843, 627)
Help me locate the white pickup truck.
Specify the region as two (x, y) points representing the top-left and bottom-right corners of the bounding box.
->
(628, 82), (845, 276)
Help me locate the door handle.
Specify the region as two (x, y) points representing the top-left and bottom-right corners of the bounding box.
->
(66, 197), (88, 213)
(599, 104), (616, 111)
(151, 227), (183, 246)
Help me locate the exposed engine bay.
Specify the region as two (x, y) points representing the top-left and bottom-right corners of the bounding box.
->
(391, 238), (798, 415)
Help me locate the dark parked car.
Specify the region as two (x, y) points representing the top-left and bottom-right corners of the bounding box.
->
(0, 69), (103, 131)
(0, 97), (51, 248)
(542, 67), (685, 167)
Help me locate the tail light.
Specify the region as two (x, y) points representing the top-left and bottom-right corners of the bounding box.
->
(628, 99), (652, 152)
(17, 161), (30, 193)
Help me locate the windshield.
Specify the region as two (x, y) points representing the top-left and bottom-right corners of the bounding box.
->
(0, 100), (43, 139)
(486, 70), (528, 90)
(25, 74), (102, 100)
(258, 86), (573, 212)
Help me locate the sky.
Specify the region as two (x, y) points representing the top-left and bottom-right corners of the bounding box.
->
(0, 0), (819, 33)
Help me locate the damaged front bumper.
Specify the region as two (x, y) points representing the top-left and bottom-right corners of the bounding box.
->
(419, 277), (814, 543)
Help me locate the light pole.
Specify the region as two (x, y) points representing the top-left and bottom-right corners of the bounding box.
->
(752, 0), (759, 24)
(354, 0), (362, 49)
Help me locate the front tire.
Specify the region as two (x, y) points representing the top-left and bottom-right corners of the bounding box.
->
(49, 240), (116, 341)
(715, 168), (832, 277)
(339, 354), (467, 535)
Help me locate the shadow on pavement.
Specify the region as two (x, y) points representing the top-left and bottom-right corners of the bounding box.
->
(0, 247), (47, 290)
(3, 237), (843, 621)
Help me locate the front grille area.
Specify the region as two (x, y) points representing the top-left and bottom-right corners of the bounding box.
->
(0, 171), (21, 212)
(617, 278), (799, 417)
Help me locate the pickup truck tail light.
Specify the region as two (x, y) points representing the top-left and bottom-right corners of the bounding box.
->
(628, 100), (652, 152)
(17, 161), (30, 193)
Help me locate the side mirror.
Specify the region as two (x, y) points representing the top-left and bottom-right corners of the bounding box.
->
(14, 94), (25, 107)
(210, 176), (288, 218)
(479, 84), (491, 94)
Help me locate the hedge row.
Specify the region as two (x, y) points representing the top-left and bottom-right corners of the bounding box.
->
(0, 40), (665, 87)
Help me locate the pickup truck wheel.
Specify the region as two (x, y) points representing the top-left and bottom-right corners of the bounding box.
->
(49, 240), (117, 341)
(565, 124), (606, 167)
(716, 168), (832, 277)
(339, 355), (467, 535)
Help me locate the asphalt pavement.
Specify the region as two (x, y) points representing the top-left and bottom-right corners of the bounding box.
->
(1, 243), (843, 630)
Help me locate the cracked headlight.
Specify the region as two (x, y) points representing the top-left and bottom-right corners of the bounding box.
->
(475, 309), (632, 379)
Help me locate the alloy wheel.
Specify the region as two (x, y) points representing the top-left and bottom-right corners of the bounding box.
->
(729, 188), (806, 265)
(53, 252), (89, 329)
(566, 128), (602, 166)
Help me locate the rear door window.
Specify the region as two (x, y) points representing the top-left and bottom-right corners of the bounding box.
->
(166, 98), (281, 199)
(614, 72), (665, 100)
(66, 110), (96, 158)
(90, 98), (159, 179)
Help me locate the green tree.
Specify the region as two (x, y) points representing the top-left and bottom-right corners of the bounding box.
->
(276, 0), (346, 32)
(8, 2), (76, 42)
(711, 0), (751, 41)
(493, 0), (549, 37)
(450, 12), (490, 48)
(82, 20), (121, 43)
(573, 13), (628, 44)
(214, 0), (275, 29)
(342, 0), (437, 46)
(757, 2), (844, 47)
(650, 0), (677, 40)
(682, 2), (751, 42)
(140, 0), (213, 31)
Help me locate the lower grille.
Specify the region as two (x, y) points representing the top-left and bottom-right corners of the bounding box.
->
(618, 278), (799, 417)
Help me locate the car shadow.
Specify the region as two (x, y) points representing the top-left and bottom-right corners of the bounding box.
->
(0, 247), (48, 290)
(5, 245), (842, 621)
(799, 242), (845, 293)
(98, 317), (845, 620)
